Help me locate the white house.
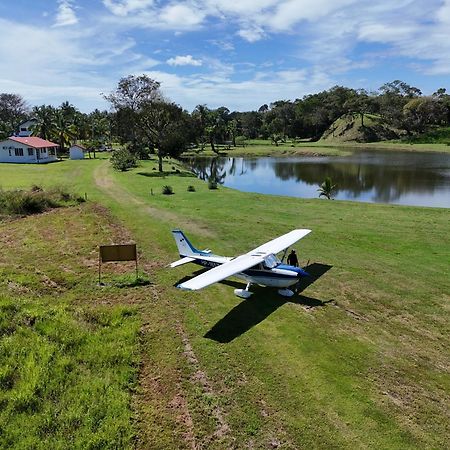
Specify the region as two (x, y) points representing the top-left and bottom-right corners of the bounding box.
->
(69, 144), (86, 160)
(0, 136), (58, 164)
(17, 119), (38, 137)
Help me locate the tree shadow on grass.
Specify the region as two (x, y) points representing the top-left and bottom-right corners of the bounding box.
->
(204, 263), (333, 343)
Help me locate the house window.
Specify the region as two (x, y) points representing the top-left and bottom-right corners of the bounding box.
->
(9, 150), (11, 156)
(28, 148), (34, 156)
(41, 148), (46, 153)
(14, 148), (24, 156)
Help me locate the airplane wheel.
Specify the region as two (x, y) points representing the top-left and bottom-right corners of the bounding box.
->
(278, 288), (294, 297)
(234, 289), (253, 299)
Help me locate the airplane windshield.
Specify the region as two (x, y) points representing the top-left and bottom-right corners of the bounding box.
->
(263, 254), (280, 269)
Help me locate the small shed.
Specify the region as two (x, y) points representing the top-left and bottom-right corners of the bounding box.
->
(69, 144), (86, 160)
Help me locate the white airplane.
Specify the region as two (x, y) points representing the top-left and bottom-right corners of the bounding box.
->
(170, 229), (311, 298)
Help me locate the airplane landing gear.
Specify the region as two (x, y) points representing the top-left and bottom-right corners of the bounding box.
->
(234, 282), (253, 299)
(278, 288), (294, 297)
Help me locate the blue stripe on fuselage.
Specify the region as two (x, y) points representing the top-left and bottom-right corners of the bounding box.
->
(190, 259), (309, 278)
(277, 264), (309, 277)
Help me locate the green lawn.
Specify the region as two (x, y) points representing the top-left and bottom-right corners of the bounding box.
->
(0, 204), (142, 449)
(183, 139), (450, 157)
(0, 157), (449, 449)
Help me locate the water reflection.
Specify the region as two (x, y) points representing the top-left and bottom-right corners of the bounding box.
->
(184, 151), (450, 208)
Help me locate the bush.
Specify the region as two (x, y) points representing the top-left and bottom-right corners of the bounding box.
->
(162, 185), (174, 195)
(208, 179), (218, 190)
(110, 148), (138, 171)
(187, 185), (196, 192)
(0, 187), (83, 217)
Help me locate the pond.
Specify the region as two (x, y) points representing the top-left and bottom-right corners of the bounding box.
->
(184, 150), (450, 208)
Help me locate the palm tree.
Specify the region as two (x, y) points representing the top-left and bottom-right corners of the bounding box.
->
(31, 105), (56, 140)
(318, 177), (337, 199)
(52, 110), (77, 152)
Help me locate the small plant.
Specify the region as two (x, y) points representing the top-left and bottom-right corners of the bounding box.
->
(187, 185), (196, 192)
(208, 179), (218, 190)
(162, 185), (174, 195)
(318, 177), (337, 199)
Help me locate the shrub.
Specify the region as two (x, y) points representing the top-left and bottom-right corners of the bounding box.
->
(162, 185), (174, 195)
(0, 187), (83, 217)
(208, 179), (218, 190)
(187, 185), (196, 192)
(110, 148), (138, 171)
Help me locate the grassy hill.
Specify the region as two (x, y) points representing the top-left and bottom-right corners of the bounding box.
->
(320, 113), (401, 143)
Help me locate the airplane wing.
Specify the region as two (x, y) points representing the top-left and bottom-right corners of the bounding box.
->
(251, 229), (311, 255)
(177, 253), (265, 290)
(177, 229), (311, 291)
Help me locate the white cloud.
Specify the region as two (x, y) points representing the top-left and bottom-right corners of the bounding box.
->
(102, 0), (154, 16)
(142, 66), (333, 111)
(436, 0), (450, 23)
(237, 26), (265, 43)
(53, 0), (78, 27)
(159, 4), (205, 27)
(267, 0), (356, 31)
(2, 0), (450, 114)
(167, 55), (202, 66)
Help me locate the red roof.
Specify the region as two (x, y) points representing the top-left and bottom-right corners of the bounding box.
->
(9, 136), (59, 148)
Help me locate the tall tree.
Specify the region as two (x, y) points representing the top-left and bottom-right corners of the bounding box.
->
(106, 75), (190, 171)
(0, 93), (29, 138)
(31, 105), (56, 140)
(104, 74), (163, 158)
(138, 100), (191, 171)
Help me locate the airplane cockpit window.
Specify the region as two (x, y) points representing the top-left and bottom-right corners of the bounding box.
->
(263, 254), (280, 269)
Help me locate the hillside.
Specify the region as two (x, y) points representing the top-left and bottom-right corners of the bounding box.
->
(320, 113), (400, 143)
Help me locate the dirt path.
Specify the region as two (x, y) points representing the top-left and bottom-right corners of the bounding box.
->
(93, 160), (229, 448)
(93, 161), (215, 237)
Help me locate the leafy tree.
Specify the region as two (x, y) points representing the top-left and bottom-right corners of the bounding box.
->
(403, 97), (446, 134)
(377, 80), (422, 128)
(0, 93), (29, 138)
(104, 74), (163, 154)
(344, 89), (376, 127)
(138, 100), (191, 171)
(433, 88), (450, 124)
(239, 111), (262, 139)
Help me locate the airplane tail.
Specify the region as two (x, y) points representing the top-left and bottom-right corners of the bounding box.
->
(172, 229), (201, 257)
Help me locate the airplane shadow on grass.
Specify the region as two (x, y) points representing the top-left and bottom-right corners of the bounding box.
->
(178, 262), (332, 343)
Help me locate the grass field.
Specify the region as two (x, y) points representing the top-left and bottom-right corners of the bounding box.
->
(183, 138), (450, 158)
(0, 156), (449, 449)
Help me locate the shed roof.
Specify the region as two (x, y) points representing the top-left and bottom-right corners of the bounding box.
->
(9, 136), (58, 149)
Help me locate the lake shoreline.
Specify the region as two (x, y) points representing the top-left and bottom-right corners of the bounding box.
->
(184, 150), (450, 209)
(182, 140), (450, 158)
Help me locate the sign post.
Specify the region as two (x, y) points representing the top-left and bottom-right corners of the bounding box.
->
(98, 244), (138, 284)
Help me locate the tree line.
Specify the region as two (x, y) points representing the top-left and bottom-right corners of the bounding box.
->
(1, 77), (449, 170)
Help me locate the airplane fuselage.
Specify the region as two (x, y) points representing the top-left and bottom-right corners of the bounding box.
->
(191, 257), (307, 288)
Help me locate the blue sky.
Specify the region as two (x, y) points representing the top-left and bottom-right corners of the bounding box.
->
(1, 0), (449, 112)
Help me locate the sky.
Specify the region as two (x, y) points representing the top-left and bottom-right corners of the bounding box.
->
(0, 0), (449, 112)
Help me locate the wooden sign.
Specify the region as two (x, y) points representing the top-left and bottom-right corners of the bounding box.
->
(98, 244), (138, 284)
(100, 244), (137, 262)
